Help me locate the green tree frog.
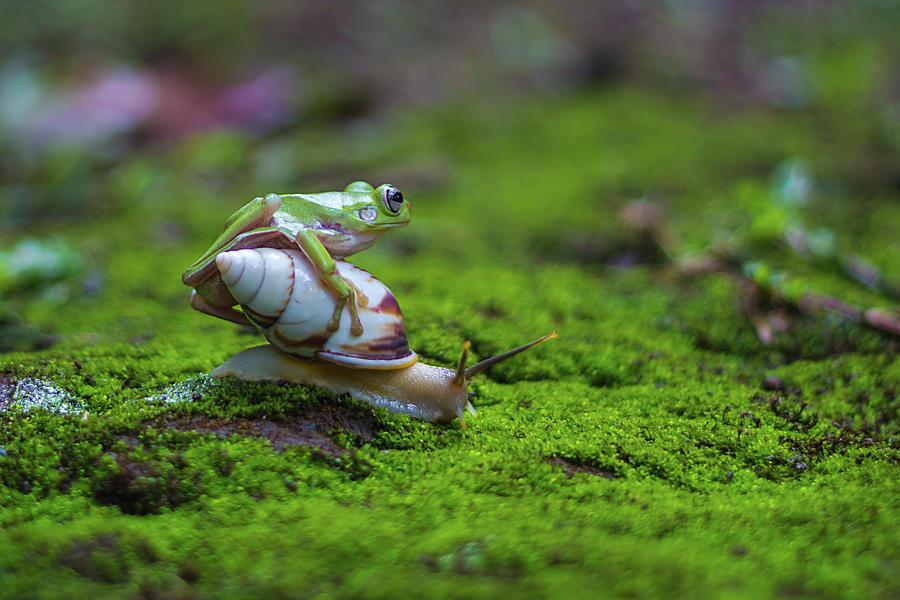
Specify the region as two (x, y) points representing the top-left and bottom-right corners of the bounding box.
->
(182, 181), (410, 336)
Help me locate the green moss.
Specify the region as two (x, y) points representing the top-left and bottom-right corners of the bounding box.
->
(1, 86), (899, 599)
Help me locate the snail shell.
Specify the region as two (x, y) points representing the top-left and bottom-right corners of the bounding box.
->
(215, 248), (417, 369)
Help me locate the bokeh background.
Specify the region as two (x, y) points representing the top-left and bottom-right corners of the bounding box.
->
(2, 1), (899, 351)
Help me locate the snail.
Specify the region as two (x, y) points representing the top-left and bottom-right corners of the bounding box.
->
(206, 247), (556, 427)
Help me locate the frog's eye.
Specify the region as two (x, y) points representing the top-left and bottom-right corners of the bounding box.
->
(382, 186), (404, 214)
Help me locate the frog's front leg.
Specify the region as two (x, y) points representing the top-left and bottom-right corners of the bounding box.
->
(294, 228), (364, 336)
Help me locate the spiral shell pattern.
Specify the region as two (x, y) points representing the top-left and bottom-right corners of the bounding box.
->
(215, 248), (416, 369)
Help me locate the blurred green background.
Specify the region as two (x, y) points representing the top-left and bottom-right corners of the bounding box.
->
(2, 0), (898, 351)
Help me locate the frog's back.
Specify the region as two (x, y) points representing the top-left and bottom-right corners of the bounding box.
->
(278, 191), (348, 213)
(182, 189), (369, 286)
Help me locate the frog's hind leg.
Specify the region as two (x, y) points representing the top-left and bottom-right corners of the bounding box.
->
(190, 291), (253, 327)
(294, 228), (365, 336)
(224, 193), (282, 233)
(183, 194), (283, 284)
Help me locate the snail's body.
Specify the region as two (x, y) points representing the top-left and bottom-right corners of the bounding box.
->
(211, 344), (471, 422)
(202, 247), (556, 427)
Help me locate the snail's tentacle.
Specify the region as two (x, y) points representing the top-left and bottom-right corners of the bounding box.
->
(452, 341), (471, 385)
(464, 331), (558, 380)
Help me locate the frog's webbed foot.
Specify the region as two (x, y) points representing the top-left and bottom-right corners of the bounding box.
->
(327, 289), (364, 336)
(346, 278), (369, 307)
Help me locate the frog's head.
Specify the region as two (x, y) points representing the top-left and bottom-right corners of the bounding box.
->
(342, 181), (410, 229)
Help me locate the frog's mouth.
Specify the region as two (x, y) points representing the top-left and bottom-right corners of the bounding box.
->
(367, 218), (410, 228)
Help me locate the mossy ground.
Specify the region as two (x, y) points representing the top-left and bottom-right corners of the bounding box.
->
(1, 87), (899, 599)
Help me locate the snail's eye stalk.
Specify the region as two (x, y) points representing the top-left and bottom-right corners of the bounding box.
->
(452, 340), (471, 386)
(464, 332), (558, 381)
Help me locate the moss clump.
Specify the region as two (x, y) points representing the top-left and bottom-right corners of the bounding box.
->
(1, 86), (899, 599)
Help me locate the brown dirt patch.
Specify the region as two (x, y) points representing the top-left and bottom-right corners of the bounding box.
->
(163, 402), (380, 459)
(546, 456), (618, 480)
